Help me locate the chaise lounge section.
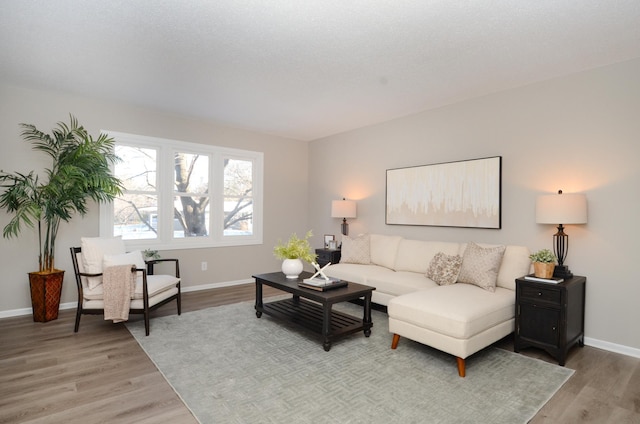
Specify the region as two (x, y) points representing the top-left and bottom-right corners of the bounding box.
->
(324, 234), (531, 376)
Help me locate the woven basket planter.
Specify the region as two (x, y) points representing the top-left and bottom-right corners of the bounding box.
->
(533, 262), (555, 279)
(29, 270), (64, 322)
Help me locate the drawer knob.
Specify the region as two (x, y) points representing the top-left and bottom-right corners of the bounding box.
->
(538, 292), (542, 296)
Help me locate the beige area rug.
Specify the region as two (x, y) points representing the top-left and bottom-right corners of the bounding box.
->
(127, 300), (573, 424)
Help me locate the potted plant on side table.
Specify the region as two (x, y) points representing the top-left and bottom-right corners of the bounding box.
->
(273, 230), (317, 279)
(529, 248), (557, 279)
(0, 115), (123, 322)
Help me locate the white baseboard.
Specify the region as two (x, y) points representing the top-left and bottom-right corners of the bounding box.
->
(0, 306), (35, 319)
(181, 278), (252, 293)
(584, 337), (640, 359)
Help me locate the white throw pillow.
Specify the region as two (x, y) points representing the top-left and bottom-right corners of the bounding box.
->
(81, 237), (126, 289)
(457, 242), (506, 292)
(340, 234), (371, 264)
(103, 250), (146, 271)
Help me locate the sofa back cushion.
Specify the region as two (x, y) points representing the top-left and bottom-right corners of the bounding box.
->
(394, 239), (461, 274)
(496, 245), (532, 290)
(369, 234), (403, 269)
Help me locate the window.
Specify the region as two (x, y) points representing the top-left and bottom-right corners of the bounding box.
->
(100, 132), (263, 250)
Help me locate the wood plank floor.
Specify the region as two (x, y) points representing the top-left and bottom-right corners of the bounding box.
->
(1, 283), (638, 423)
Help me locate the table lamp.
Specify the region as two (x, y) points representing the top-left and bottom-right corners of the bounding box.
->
(535, 190), (587, 279)
(331, 198), (356, 236)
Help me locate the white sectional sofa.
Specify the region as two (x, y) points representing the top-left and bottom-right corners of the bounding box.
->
(324, 234), (531, 377)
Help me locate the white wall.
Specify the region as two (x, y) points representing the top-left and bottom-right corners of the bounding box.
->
(0, 83), (310, 314)
(308, 58), (640, 353)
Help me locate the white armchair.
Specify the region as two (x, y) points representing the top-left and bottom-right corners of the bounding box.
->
(70, 237), (181, 336)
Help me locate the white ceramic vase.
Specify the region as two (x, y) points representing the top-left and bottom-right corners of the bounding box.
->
(281, 258), (303, 279)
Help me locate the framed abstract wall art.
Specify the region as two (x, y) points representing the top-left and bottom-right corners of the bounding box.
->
(386, 156), (502, 229)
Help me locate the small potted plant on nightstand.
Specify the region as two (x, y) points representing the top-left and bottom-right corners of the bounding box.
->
(529, 249), (557, 278)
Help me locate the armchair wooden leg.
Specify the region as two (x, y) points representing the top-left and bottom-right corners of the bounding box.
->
(391, 333), (400, 349)
(74, 309), (81, 333)
(144, 312), (150, 336)
(456, 357), (466, 377)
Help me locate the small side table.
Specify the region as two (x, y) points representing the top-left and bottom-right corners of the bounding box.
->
(514, 275), (586, 365)
(315, 248), (341, 267)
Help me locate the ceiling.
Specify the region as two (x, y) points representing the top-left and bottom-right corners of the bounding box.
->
(2, 1), (640, 141)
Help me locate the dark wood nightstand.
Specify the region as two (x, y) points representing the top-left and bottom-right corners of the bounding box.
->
(514, 275), (586, 365)
(315, 248), (341, 267)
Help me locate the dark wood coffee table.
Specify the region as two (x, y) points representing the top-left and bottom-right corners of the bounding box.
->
(253, 271), (375, 351)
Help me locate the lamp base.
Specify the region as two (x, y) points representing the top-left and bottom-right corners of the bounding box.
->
(341, 219), (349, 236)
(553, 265), (573, 279)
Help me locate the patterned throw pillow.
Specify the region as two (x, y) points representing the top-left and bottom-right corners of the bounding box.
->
(340, 234), (371, 264)
(457, 242), (506, 292)
(426, 252), (463, 285)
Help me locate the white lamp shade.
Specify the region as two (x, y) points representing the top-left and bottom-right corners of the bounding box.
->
(331, 199), (357, 218)
(536, 193), (587, 224)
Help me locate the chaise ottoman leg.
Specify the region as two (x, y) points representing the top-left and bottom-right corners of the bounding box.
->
(456, 357), (466, 377)
(391, 333), (400, 349)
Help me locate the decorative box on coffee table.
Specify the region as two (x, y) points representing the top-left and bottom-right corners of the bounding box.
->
(514, 275), (586, 365)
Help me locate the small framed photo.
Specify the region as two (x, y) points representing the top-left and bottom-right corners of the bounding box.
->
(324, 234), (335, 249)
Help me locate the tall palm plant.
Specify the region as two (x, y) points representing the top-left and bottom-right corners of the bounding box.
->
(0, 115), (123, 272)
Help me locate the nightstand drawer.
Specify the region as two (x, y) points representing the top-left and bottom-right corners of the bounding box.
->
(520, 286), (561, 304)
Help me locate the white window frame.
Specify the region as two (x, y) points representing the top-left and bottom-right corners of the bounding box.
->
(100, 131), (263, 251)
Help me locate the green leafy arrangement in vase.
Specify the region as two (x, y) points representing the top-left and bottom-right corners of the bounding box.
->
(529, 249), (557, 263)
(273, 230), (317, 263)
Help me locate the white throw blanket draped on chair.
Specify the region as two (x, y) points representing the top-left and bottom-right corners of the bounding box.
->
(103, 264), (136, 323)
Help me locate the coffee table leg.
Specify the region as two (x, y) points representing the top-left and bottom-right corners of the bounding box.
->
(363, 293), (372, 337)
(322, 304), (332, 351)
(255, 280), (263, 318)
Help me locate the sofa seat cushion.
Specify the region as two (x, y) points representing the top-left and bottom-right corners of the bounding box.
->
(83, 286), (179, 310)
(388, 284), (515, 340)
(367, 271), (438, 297)
(83, 274), (179, 301)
